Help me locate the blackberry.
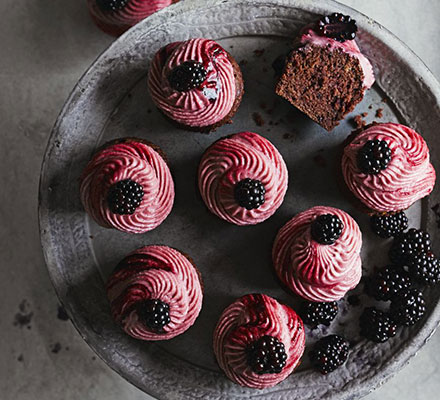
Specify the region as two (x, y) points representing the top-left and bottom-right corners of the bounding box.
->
(96, 0), (129, 12)
(137, 299), (171, 331)
(366, 265), (411, 301)
(168, 61), (207, 92)
(390, 288), (426, 326)
(370, 211), (408, 238)
(301, 301), (338, 328)
(246, 335), (287, 374)
(317, 13), (358, 43)
(311, 214), (344, 245)
(406, 252), (440, 286)
(360, 307), (397, 343)
(234, 178), (266, 210)
(357, 139), (392, 175)
(309, 335), (349, 374)
(107, 179), (144, 215)
(389, 228), (431, 265)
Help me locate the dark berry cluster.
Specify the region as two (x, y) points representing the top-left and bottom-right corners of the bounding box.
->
(96, 0), (129, 12)
(309, 335), (349, 374)
(360, 307), (397, 343)
(168, 61), (207, 92)
(234, 178), (266, 210)
(366, 265), (411, 302)
(301, 301), (338, 328)
(317, 13), (358, 42)
(406, 252), (440, 286)
(389, 228), (431, 265)
(311, 214), (344, 245)
(246, 336), (287, 374)
(107, 179), (144, 215)
(370, 211), (408, 238)
(390, 288), (426, 326)
(138, 299), (171, 331)
(357, 139), (392, 175)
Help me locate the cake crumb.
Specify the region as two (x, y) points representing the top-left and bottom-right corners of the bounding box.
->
(376, 108), (384, 118)
(313, 154), (327, 168)
(283, 133), (295, 141)
(253, 49), (265, 57)
(13, 300), (33, 329)
(252, 112), (265, 127)
(51, 343), (62, 354)
(368, 104), (373, 110)
(17, 354), (24, 362)
(361, 112), (368, 118)
(351, 115), (366, 129)
(229, 45), (234, 49)
(239, 59), (248, 66)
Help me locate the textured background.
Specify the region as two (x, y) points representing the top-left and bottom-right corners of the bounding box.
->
(2, 0), (439, 399)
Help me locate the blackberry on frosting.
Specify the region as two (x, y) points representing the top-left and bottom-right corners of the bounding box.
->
(311, 214), (344, 245)
(317, 13), (358, 43)
(107, 178), (144, 215)
(137, 299), (171, 332)
(168, 61), (207, 92)
(234, 178), (266, 210)
(357, 139), (392, 175)
(246, 335), (287, 374)
(96, 0), (128, 12)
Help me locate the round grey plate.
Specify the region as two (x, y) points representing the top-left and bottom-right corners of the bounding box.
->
(39, 0), (440, 399)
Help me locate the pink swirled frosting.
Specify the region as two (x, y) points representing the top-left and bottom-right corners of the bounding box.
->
(148, 38), (238, 129)
(198, 132), (288, 226)
(80, 139), (174, 234)
(87, 0), (178, 36)
(342, 123), (436, 213)
(299, 26), (375, 89)
(213, 294), (305, 389)
(107, 245), (203, 341)
(273, 206), (362, 302)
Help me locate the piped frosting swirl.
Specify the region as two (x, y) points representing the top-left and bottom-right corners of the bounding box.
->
(273, 206), (362, 302)
(342, 123), (436, 213)
(107, 245), (203, 341)
(198, 132), (288, 225)
(80, 139), (174, 234)
(87, 0), (178, 36)
(148, 38), (239, 129)
(213, 294), (305, 389)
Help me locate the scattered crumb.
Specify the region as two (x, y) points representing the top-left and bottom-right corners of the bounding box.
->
(376, 108), (383, 118)
(313, 154), (327, 168)
(229, 45), (234, 49)
(65, 346), (70, 351)
(351, 115), (366, 129)
(89, 235), (94, 239)
(239, 59), (248, 67)
(253, 49), (265, 57)
(17, 354), (24, 362)
(381, 97), (388, 103)
(92, 356), (96, 361)
(361, 112), (368, 118)
(347, 295), (361, 306)
(283, 132), (295, 141)
(57, 305), (69, 322)
(368, 104), (373, 110)
(14, 300), (33, 329)
(252, 112), (265, 127)
(51, 343), (62, 354)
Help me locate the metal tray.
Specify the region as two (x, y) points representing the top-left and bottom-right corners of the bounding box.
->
(39, 0), (440, 398)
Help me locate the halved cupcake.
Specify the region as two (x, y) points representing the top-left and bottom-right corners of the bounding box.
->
(198, 132), (288, 225)
(275, 13), (374, 131)
(148, 38), (244, 132)
(107, 245), (203, 340)
(213, 294), (305, 388)
(80, 138), (174, 234)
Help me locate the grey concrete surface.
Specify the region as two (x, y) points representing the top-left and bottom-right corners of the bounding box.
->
(1, 1), (439, 399)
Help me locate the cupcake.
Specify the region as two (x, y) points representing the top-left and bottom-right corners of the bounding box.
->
(87, 0), (178, 36)
(148, 38), (244, 132)
(275, 13), (374, 131)
(342, 123), (436, 214)
(273, 206), (362, 302)
(80, 138), (174, 234)
(198, 132), (288, 225)
(213, 294), (305, 389)
(106, 245), (203, 340)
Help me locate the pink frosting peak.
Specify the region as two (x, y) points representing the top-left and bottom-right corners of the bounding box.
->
(273, 206), (362, 302)
(107, 245), (203, 341)
(198, 132), (288, 226)
(148, 38), (238, 129)
(342, 123), (436, 213)
(213, 294), (305, 389)
(299, 27), (375, 89)
(80, 139), (174, 234)
(87, 0), (178, 36)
